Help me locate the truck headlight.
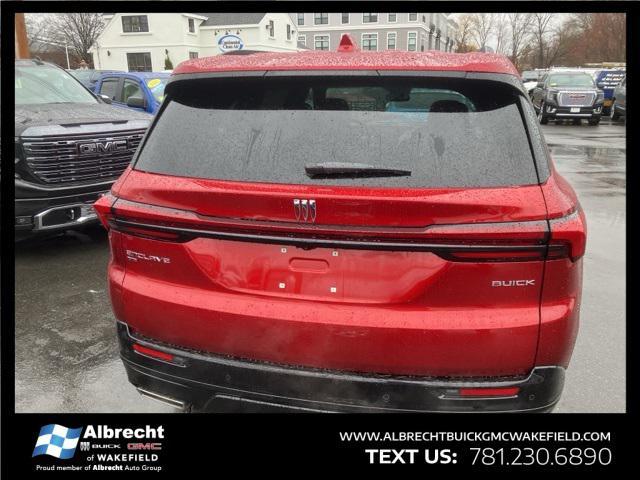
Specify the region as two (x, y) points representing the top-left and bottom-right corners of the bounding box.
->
(546, 89), (558, 102)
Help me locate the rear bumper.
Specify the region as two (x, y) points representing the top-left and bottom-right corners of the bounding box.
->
(118, 322), (564, 413)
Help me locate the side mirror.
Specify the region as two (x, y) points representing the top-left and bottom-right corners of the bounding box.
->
(97, 94), (112, 104)
(596, 82), (605, 90)
(536, 81), (544, 89)
(126, 95), (146, 109)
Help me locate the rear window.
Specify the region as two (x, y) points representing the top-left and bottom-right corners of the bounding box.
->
(134, 76), (539, 188)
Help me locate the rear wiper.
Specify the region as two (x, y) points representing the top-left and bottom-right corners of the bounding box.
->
(305, 162), (411, 178)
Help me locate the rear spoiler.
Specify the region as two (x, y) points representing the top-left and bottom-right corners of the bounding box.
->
(166, 70), (527, 97)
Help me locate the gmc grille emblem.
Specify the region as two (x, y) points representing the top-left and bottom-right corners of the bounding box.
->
(293, 199), (316, 223)
(78, 140), (128, 155)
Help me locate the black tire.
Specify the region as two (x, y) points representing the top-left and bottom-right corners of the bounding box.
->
(588, 117), (601, 126)
(538, 101), (549, 125)
(611, 102), (621, 121)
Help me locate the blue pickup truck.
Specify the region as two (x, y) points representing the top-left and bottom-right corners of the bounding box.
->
(93, 72), (169, 114)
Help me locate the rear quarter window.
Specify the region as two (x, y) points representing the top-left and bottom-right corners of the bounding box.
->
(134, 76), (540, 188)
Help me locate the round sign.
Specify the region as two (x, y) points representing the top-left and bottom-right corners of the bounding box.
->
(218, 34), (244, 53)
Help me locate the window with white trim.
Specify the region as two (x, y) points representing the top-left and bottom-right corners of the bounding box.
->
(126, 52), (152, 72)
(342, 13), (349, 24)
(314, 13), (328, 25)
(269, 20), (275, 38)
(388, 13), (397, 23)
(287, 24), (291, 40)
(362, 33), (378, 51)
(298, 35), (306, 46)
(189, 51), (198, 59)
(122, 15), (149, 33)
(363, 13), (378, 23)
(408, 32), (417, 51)
(297, 13), (305, 26)
(387, 32), (397, 50)
(188, 18), (195, 33)
(314, 35), (329, 50)
(409, 13), (418, 22)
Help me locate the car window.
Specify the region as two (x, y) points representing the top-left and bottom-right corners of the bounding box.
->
(15, 64), (98, 105)
(135, 77), (539, 188)
(146, 78), (168, 103)
(122, 79), (143, 103)
(99, 78), (119, 100)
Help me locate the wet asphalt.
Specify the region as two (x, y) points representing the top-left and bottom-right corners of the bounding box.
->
(14, 119), (626, 413)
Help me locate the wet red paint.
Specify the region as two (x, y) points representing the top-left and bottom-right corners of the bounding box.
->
(94, 164), (584, 377)
(93, 49), (585, 379)
(173, 50), (520, 76)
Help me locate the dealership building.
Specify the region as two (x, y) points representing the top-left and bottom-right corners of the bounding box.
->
(291, 13), (458, 52)
(90, 12), (459, 72)
(90, 13), (301, 71)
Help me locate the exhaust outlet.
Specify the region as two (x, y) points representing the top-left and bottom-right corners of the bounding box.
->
(137, 387), (187, 410)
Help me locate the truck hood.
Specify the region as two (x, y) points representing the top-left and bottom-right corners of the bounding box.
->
(15, 103), (152, 136)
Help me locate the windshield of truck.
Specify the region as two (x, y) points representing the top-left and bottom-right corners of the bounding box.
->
(15, 64), (98, 105)
(548, 73), (595, 88)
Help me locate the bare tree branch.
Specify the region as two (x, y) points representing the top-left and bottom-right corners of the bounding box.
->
(470, 13), (495, 50)
(454, 14), (477, 53)
(46, 14), (105, 65)
(507, 13), (534, 70)
(531, 13), (555, 68)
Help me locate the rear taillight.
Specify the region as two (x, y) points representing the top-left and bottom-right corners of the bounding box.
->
(93, 192), (117, 229)
(548, 208), (587, 261)
(426, 220), (549, 262)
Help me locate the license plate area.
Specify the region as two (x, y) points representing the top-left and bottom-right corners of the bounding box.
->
(570, 107), (581, 113)
(185, 238), (447, 304)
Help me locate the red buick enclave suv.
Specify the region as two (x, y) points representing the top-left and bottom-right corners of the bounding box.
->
(95, 36), (586, 413)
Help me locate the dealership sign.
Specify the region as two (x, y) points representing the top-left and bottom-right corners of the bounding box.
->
(218, 35), (244, 53)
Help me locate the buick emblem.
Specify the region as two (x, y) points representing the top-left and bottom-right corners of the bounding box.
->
(293, 199), (316, 223)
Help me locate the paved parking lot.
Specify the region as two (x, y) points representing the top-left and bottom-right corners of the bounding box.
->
(14, 119), (626, 413)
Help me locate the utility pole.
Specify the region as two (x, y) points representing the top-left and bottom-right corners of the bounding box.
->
(15, 13), (30, 59)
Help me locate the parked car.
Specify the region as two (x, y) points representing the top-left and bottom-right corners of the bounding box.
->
(67, 68), (123, 90)
(521, 69), (546, 97)
(95, 35), (586, 413)
(591, 69), (626, 115)
(14, 59), (152, 240)
(610, 76), (626, 121)
(531, 70), (604, 125)
(94, 72), (169, 114)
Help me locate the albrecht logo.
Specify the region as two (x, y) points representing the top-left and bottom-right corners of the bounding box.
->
(32, 424), (83, 459)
